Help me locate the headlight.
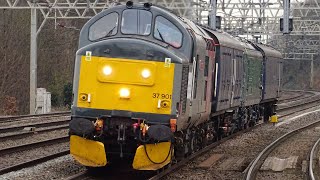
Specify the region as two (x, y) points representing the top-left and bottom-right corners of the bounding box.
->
(141, 69), (151, 78)
(103, 66), (112, 76)
(119, 88), (130, 99)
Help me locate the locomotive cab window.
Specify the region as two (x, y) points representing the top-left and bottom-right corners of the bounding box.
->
(121, 9), (152, 35)
(89, 12), (118, 41)
(154, 16), (182, 48)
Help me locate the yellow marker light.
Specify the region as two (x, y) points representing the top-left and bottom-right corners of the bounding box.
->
(119, 88), (130, 99)
(79, 93), (88, 101)
(161, 100), (170, 108)
(141, 69), (151, 78)
(102, 66), (112, 76)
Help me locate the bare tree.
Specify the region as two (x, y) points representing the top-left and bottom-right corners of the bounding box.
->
(0, 9), (29, 114)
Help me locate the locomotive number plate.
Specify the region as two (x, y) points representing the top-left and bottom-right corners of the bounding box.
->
(152, 93), (172, 99)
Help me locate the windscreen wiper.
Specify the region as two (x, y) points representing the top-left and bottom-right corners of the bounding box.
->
(100, 26), (116, 39)
(157, 28), (165, 43)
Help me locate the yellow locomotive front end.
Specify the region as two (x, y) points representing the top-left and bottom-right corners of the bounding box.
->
(77, 57), (174, 116)
(71, 56), (176, 170)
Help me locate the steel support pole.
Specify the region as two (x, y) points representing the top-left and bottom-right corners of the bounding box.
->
(310, 54), (314, 89)
(209, 0), (217, 30)
(30, 4), (37, 114)
(283, 0), (290, 34)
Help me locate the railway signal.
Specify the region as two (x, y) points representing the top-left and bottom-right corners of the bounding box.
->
(280, 18), (293, 34)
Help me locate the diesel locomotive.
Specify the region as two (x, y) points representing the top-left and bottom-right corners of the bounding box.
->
(69, 1), (283, 170)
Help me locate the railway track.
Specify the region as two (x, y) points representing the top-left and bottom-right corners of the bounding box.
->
(0, 136), (69, 175)
(0, 112), (71, 176)
(0, 124), (69, 141)
(278, 90), (306, 104)
(0, 111), (70, 123)
(277, 92), (320, 118)
(277, 90), (319, 104)
(245, 119), (320, 180)
(309, 136), (320, 180)
(0, 112), (70, 141)
(0, 136), (68, 156)
(277, 100), (320, 119)
(0, 150), (69, 175)
(0, 119), (69, 133)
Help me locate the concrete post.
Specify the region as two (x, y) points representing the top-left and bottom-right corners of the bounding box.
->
(30, 3), (37, 114)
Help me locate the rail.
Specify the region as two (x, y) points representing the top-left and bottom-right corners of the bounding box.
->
(309, 136), (320, 180)
(0, 136), (68, 156)
(245, 120), (320, 180)
(0, 124), (69, 141)
(0, 150), (69, 175)
(0, 111), (70, 123)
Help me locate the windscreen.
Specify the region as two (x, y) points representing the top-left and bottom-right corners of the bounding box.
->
(121, 9), (152, 36)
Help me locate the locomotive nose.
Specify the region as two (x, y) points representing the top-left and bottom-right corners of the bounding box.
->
(76, 37), (182, 116)
(76, 55), (175, 116)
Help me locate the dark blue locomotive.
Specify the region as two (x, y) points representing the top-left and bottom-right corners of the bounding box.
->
(69, 1), (282, 170)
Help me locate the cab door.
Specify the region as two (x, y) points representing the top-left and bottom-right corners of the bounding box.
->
(188, 36), (207, 125)
(195, 39), (208, 114)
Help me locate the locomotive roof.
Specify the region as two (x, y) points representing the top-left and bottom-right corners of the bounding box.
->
(77, 3), (201, 64)
(78, 4), (191, 49)
(202, 28), (244, 50)
(240, 40), (263, 58)
(255, 43), (283, 58)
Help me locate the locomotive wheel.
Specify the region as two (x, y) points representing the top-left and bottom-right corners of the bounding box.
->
(244, 123), (249, 129)
(174, 132), (185, 161)
(174, 147), (185, 161)
(238, 121), (244, 131)
(249, 120), (256, 127)
(218, 128), (224, 139)
(85, 166), (105, 175)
